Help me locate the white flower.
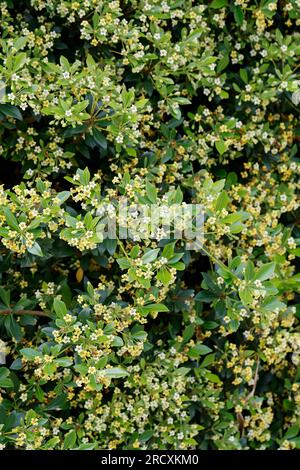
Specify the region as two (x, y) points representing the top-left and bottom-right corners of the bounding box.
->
(292, 91), (300, 106)
(26, 168), (34, 176)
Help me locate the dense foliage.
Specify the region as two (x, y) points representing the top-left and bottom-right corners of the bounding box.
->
(0, 0), (299, 450)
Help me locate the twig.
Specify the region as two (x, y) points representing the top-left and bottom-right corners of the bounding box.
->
(0, 309), (50, 318)
(246, 357), (260, 401)
(236, 357), (260, 436)
(117, 236), (130, 261)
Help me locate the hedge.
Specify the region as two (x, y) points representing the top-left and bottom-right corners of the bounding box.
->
(0, 0), (299, 450)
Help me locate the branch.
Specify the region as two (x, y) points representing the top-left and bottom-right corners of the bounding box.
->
(246, 357), (260, 401)
(236, 357), (260, 437)
(0, 309), (50, 318)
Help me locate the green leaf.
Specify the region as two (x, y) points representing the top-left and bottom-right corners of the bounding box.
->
(60, 56), (71, 71)
(0, 367), (13, 388)
(240, 69), (248, 84)
(63, 430), (77, 450)
(10, 358), (23, 370)
(215, 191), (230, 212)
(146, 180), (157, 203)
(80, 167), (90, 185)
(140, 430), (153, 443)
(121, 87), (135, 108)
(72, 100), (89, 114)
(111, 336), (124, 347)
(215, 140), (227, 155)
(239, 286), (254, 305)
(13, 36), (27, 51)
(139, 303), (169, 314)
(141, 248), (160, 264)
(262, 297), (286, 311)
(217, 54), (229, 73)
(174, 367), (190, 376)
(156, 266), (172, 286)
(171, 261), (185, 270)
(0, 104), (23, 121)
(57, 191), (71, 203)
(130, 245), (140, 258)
(290, 437), (300, 449)
(126, 147), (137, 157)
(230, 221), (245, 234)
(45, 392), (68, 411)
(117, 257), (131, 269)
(13, 52), (27, 71)
(222, 211), (247, 224)
(210, 0), (228, 8)
(0, 287), (10, 307)
(104, 238), (117, 255)
(183, 324), (195, 343)
(55, 357), (73, 367)
(20, 348), (42, 360)
(136, 98), (148, 109)
(44, 363), (57, 376)
(233, 5), (244, 25)
(245, 260), (255, 281)
(4, 315), (23, 341)
(203, 371), (222, 384)
(168, 253), (184, 264)
(102, 367), (129, 378)
(255, 262), (276, 281)
(76, 443), (97, 450)
(284, 425), (299, 440)
(130, 328), (147, 341)
(28, 242), (43, 257)
(25, 409), (37, 425)
(3, 207), (20, 231)
(53, 298), (68, 317)
(226, 172), (238, 188)
(172, 97), (191, 105)
(168, 102), (181, 120)
(162, 242), (175, 259)
(93, 128), (107, 149)
(173, 186), (183, 204)
(199, 353), (216, 368)
(43, 437), (60, 449)
(188, 343), (212, 358)
(136, 276), (150, 289)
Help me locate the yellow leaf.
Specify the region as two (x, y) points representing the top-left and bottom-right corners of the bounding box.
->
(76, 267), (84, 283)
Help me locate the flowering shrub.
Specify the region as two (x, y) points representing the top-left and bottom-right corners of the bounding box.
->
(0, 0), (299, 451)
